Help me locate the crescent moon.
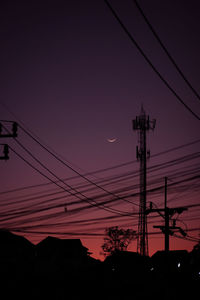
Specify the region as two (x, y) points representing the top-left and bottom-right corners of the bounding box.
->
(107, 138), (117, 143)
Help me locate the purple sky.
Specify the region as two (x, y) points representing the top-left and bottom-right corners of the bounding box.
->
(0, 0), (200, 259)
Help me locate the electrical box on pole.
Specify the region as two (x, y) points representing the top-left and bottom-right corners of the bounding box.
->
(146, 177), (188, 252)
(0, 121), (18, 138)
(0, 121), (18, 160)
(0, 144), (9, 160)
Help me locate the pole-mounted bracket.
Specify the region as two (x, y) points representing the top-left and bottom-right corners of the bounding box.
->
(0, 144), (9, 160)
(0, 122), (18, 138)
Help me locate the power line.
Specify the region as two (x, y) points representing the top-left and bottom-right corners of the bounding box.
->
(1, 110), (199, 197)
(104, 0), (200, 120)
(9, 146), (127, 216)
(0, 124), (199, 243)
(7, 123), (140, 210)
(132, 0), (200, 103)
(1, 122), (133, 215)
(1, 126), (199, 197)
(0, 149), (199, 217)
(1, 151), (199, 210)
(18, 124), (137, 205)
(115, 173), (200, 201)
(0, 101), (86, 173)
(1, 166), (198, 228)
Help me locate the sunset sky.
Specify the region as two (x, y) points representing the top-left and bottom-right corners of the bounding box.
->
(0, 0), (199, 259)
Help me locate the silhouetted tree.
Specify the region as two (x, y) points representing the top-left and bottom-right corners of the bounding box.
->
(101, 226), (136, 257)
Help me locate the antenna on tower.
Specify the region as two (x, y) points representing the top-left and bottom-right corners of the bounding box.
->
(132, 106), (156, 256)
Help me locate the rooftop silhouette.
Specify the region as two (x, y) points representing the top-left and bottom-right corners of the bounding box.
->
(0, 230), (199, 299)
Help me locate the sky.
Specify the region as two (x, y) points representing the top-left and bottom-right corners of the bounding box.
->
(0, 0), (200, 260)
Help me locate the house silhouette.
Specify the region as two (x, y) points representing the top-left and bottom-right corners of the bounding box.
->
(35, 236), (98, 280)
(0, 230), (199, 299)
(0, 229), (35, 277)
(151, 250), (189, 274)
(103, 250), (150, 289)
(36, 235), (89, 258)
(0, 230), (101, 299)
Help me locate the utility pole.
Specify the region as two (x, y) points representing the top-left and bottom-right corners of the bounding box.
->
(132, 106), (156, 256)
(164, 177), (169, 252)
(146, 177), (188, 252)
(0, 121), (18, 160)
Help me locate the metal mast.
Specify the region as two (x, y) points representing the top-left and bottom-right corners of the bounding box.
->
(132, 106), (156, 256)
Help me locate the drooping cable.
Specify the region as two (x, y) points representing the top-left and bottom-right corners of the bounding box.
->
(104, 0), (200, 120)
(132, 0), (200, 103)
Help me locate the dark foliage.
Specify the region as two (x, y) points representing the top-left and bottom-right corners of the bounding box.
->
(101, 226), (136, 257)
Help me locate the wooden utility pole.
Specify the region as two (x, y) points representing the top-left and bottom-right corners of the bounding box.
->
(146, 177), (188, 252)
(164, 177), (169, 252)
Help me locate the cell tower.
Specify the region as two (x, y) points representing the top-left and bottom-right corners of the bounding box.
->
(132, 106), (156, 256)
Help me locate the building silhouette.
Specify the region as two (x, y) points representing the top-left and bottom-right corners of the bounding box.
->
(0, 230), (199, 299)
